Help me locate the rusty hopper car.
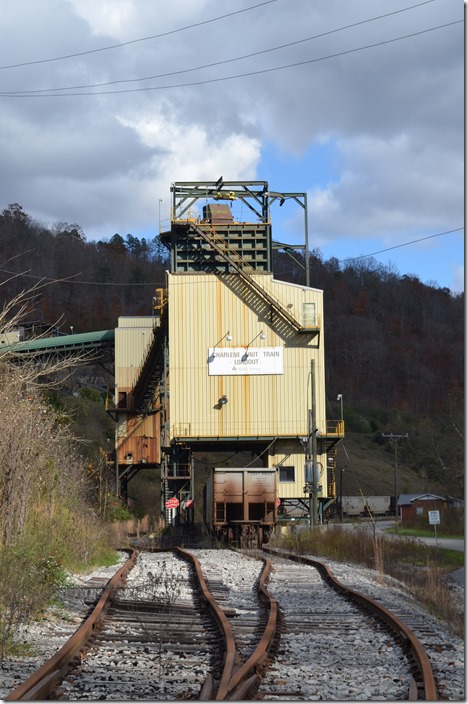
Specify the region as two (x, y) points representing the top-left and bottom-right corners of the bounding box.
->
(203, 468), (278, 548)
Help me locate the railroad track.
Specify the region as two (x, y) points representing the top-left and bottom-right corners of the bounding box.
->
(4, 546), (438, 701)
(56, 550), (218, 700)
(189, 547), (438, 701)
(260, 546), (437, 701)
(3, 548), (277, 701)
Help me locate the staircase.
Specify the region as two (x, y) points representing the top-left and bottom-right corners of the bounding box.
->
(131, 307), (168, 413)
(190, 222), (317, 334)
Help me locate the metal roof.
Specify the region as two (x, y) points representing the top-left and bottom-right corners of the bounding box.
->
(398, 493), (446, 505)
(6, 329), (115, 354)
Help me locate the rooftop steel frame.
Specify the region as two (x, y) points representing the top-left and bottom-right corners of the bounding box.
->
(168, 179), (310, 284)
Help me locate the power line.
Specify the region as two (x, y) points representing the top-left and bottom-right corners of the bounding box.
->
(0, 0), (279, 70)
(0, 267), (165, 286)
(0, 225), (462, 287)
(339, 227), (463, 263)
(0, 20), (462, 98)
(274, 227), (463, 270)
(0, 0), (440, 95)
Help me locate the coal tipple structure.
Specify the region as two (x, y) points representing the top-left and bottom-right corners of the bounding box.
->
(110, 179), (344, 537)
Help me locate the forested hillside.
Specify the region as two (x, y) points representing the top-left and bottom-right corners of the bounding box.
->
(0, 203), (167, 330)
(0, 203), (463, 497)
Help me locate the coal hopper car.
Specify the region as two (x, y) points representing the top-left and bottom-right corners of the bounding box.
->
(203, 468), (278, 548)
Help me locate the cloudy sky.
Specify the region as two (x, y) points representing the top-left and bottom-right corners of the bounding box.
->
(1, 0), (464, 292)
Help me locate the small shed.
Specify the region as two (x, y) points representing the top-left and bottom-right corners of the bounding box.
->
(398, 493), (448, 522)
(202, 203), (233, 224)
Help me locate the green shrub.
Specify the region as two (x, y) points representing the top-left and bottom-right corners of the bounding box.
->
(345, 410), (372, 433)
(104, 496), (135, 523)
(24, 502), (118, 573)
(78, 386), (101, 403)
(0, 541), (66, 661)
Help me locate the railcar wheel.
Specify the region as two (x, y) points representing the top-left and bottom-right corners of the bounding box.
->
(241, 524), (250, 549)
(257, 527), (263, 548)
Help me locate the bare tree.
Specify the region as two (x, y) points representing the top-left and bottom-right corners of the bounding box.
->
(0, 278), (100, 544)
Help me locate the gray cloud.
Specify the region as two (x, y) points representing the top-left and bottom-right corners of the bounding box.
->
(0, 0), (462, 277)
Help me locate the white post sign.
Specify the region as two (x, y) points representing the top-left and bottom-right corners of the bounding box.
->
(208, 347), (284, 375)
(428, 509), (440, 547)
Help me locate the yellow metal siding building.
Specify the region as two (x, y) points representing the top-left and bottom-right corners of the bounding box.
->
(110, 180), (343, 522)
(114, 316), (161, 467)
(168, 273), (329, 502)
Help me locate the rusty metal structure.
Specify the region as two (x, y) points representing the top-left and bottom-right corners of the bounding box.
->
(106, 315), (164, 500)
(203, 467), (278, 547)
(4, 548), (437, 701)
(4, 548), (280, 702)
(109, 178), (344, 527)
(160, 179), (343, 526)
(262, 547), (438, 701)
(4, 550), (138, 701)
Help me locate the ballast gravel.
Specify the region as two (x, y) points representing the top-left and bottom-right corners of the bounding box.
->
(0, 551), (129, 699)
(190, 550), (411, 701)
(0, 548), (464, 701)
(319, 555), (465, 701)
(187, 549), (464, 701)
(60, 552), (213, 700)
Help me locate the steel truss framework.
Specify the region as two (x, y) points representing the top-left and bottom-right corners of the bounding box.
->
(166, 180), (310, 284)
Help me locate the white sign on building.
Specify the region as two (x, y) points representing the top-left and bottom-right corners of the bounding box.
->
(208, 347), (284, 375)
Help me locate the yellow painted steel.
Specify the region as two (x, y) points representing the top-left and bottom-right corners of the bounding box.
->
(168, 273), (326, 438)
(114, 316), (162, 466)
(115, 318), (157, 387)
(168, 273), (329, 500)
(117, 316), (159, 329)
(268, 439), (317, 499)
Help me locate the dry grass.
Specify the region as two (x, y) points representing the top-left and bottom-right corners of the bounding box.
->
(0, 361), (119, 658)
(271, 524), (464, 638)
(110, 514), (155, 544)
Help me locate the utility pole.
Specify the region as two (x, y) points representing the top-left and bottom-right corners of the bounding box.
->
(339, 467), (346, 522)
(309, 359), (318, 527)
(304, 192), (310, 288)
(382, 433), (408, 532)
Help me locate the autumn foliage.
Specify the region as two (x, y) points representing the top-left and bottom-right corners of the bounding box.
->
(0, 203), (464, 493)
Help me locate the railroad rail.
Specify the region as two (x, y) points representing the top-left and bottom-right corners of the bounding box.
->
(4, 549), (138, 701)
(178, 548), (278, 700)
(4, 546), (438, 701)
(3, 548), (279, 701)
(261, 546), (438, 701)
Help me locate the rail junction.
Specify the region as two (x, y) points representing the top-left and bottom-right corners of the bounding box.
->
(1, 180), (461, 699)
(4, 547), (439, 701)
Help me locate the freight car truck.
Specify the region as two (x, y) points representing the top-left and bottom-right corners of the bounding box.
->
(203, 468), (278, 548)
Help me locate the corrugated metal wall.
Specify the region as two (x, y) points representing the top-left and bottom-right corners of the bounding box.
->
(117, 316), (159, 328)
(116, 414), (160, 464)
(168, 273), (328, 499)
(268, 439), (328, 500)
(115, 316), (161, 465)
(115, 317), (157, 388)
(168, 273), (326, 439)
